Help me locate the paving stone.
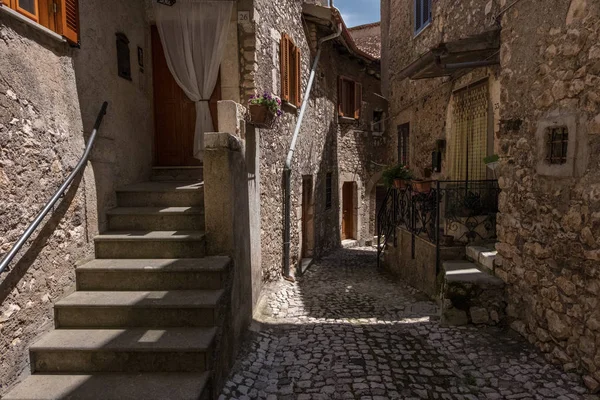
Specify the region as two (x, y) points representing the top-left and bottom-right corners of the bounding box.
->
(220, 248), (597, 399)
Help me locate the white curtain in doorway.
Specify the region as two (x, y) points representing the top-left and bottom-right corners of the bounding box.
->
(153, 0), (233, 161)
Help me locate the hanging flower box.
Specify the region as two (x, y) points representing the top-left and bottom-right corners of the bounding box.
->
(246, 93), (283, 129)
(412, 180), (432, 193)
(393, 179), (409, 189)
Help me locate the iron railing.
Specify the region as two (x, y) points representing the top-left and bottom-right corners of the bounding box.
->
(0, 102), (108, 275)
(376, 180), (500, 271)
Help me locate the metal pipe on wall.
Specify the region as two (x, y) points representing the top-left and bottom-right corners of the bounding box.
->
(282, 22), (342, 279)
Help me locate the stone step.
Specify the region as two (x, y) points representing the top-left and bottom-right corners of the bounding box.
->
(55, 290), (224, 328)
(2, 372), (210, 400)
(76, 257), (231, 291)
(440, 260), (506, 327)
(116, 181), (204, 208)
(107, 207), (205, 231)
(30, 328), (216, 373)
(466, 243), (497, 275)
(151, 166), (204, 182)
(94, 231), (206, 259)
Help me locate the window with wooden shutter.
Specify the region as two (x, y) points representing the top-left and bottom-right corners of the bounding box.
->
(2, 0), (79, 44)
(60, 0), (79, 44)
(338, 76), (362, 120)
(280, 33), (302, 107)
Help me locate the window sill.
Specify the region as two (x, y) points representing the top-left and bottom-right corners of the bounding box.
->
(282, 101), (298, 113)
(0, 4), (67, 43)
(338, 116), (358, 124)
(414, 21), (432, 38)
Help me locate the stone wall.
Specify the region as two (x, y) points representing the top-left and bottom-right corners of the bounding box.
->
(381, 0), (501, 176)
(237, 0), (388, 281)
(0, 0), (154, 392)
(495, 0), (600, 392)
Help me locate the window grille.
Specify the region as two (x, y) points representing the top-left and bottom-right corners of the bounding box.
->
(546, 127), (568, 165)
(398, 123), (410, 166)
(450, 83), (489, 181)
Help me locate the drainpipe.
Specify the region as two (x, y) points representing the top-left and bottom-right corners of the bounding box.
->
(283, 22), (342, 279)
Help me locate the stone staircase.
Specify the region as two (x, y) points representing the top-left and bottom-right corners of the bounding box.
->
(4, 167), (231, 400)
(439, 243), (506, 326)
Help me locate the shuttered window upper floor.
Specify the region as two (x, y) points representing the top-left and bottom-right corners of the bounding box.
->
(1, 0), (79, 44)
(280, 33), (302, 107)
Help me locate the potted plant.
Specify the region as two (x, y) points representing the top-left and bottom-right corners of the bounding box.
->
(412, 179), (432, 193)
(247, 92), (283, 128)
(484, 154), (500, 178)
(382, 164), (414, 189)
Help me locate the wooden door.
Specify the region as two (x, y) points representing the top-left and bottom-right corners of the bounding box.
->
(302, 176), (314, 258)
(342, 182), (355, 240)
(151, 26), (220, 166)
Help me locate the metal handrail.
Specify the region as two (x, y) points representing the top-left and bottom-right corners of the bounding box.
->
(0, 101), (108, 275)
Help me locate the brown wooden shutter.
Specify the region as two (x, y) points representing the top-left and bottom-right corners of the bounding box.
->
(337, 76), (344, 117)
(2, 0), (11, 7)
(280, 34), (290, 103)
(354, 82), (362, 120)
(294, 46), (301, 107)
(59, 0), (78, 44)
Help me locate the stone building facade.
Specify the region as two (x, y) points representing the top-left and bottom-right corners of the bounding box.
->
(237, 0), (388, 281)
(382, 0), (600, 391)
(0, 0), (154, 389)
(494, 0), (600, 392)
(0, 0), (387, 393)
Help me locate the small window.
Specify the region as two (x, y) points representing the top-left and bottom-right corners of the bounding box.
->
(338, 76), (362, 120)
(2, 0), (80, 44)
(398, 123), (410, 165)
(325, 173), (332, 210)
(116, 33), (132, 81)
(280, 33), (302, 107)
(372, 110), (384, 132)
(546, 126), (569, 165)
(414, 0), (432, 34)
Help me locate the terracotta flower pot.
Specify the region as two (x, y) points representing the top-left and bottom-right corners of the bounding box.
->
(248, 104), (276, 128)
(393, 179), (408, 189)
(412, 180), (431, 193)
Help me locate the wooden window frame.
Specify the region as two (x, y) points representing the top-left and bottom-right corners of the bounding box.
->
(1, 0), (79, 44)
(338, 76), (362, 120)
(280, 33), (302, 107)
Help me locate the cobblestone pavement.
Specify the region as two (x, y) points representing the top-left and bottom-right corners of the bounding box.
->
(220, 247), (599, 400)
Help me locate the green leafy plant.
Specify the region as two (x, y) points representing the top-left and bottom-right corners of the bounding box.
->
(248, 93), (283, 116)
(382, 164), (414, 187)
(483, 154), (499, 164)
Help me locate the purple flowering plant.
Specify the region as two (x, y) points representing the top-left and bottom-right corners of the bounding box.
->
(249, 92), (284, 117)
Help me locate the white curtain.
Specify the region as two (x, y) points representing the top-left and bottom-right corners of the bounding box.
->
(153, 0), (233, 161)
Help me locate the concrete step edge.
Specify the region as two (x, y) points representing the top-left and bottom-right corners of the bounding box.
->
(94, 231), (206, 242)
(55, 290), (225, 309)
(76, 257), (231, 273)
(107, 207), (205, 216)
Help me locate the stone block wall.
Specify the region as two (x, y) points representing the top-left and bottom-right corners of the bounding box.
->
(0, 0), (154, 392)
(495, 0), (600, 391)
(381, 0), (502, 176)
(237, 0), (389, 281)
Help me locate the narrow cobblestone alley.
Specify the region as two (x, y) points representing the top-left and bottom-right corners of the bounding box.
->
(220, 248), (599, 400)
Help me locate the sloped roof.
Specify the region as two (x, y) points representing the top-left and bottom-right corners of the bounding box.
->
(348, 22), (381, 60)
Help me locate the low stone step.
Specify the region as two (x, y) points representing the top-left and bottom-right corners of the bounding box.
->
(30, 327), (216, 373)
(55, 290), (224, 328)
(107, 207), (205, 231)
(76, 257), (231, 291)
(2, 372), (210, 400)
(440, 260), (506, 327)
(466, 243), (497, 274)
(151, 166), (204, 182)
(94, 231), (206, 259)
(116, 181), (204, 208)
